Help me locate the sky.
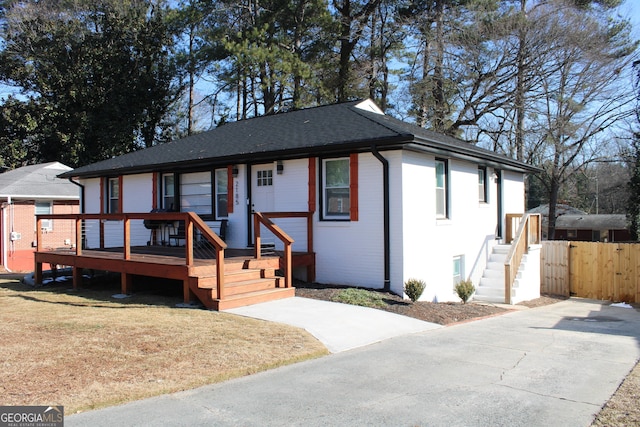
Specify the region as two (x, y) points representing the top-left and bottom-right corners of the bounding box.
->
(1, 0), (640, 103)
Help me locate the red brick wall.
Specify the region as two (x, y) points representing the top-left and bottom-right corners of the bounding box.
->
(3, 200), (79, 272)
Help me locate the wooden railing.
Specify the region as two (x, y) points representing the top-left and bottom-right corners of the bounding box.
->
(504, 213), (541, 304)
(36, 212), (228, 296)
(253, 212), (299, 289)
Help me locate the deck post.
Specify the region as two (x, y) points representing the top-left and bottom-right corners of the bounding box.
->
(183, 279), (194, 304)
(307, 262), (316, 283)
(34, 261), (43, 286)
(185, 217), (194, 266)
(34, 218), (43, 285)
(283, 243), (292, 288)
(216, 247), (225, 300)
(306, 213), (313, 253)
(254, 214), (261, 259)
(121, 272), (133, 295)
(75, 217), (82, 256)
(123, 216), (131, 260)
(72, 267), (83, 290)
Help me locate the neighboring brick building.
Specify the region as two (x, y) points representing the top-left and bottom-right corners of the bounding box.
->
(0, 162), (80, 272)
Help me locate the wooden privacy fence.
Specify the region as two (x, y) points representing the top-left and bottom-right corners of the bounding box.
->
(541, 241), (640, 303)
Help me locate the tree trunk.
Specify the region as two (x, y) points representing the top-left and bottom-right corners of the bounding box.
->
(514, 0), (527, 162)
(432, 0), (445, 133)
(337, 0), (353, 102)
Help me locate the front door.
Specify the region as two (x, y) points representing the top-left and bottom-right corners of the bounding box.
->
(250, 163), (276, 247)
(251, 163), (275, 214)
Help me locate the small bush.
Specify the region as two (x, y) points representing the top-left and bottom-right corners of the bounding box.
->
(333, 288), (386, 308)
(404, 278), (426, 302)
(454, 280), (475, 304)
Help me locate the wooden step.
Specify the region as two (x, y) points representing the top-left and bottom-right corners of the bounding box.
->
(195, 269), (278, 289)
(188, 258), (250, 276)
(215, 287), (296, 310)
(243, 257), (280, 270)
(222, 278), (282, 296)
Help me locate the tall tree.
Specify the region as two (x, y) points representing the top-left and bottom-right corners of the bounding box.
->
(524, 0), (637, 238)
(0, 0), (178, 167)
(627, 60), (640, 241)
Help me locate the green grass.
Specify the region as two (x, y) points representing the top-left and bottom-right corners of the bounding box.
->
(333, 288), (387, 308)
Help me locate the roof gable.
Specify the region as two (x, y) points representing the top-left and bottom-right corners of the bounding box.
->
(0, 162), (79, 199)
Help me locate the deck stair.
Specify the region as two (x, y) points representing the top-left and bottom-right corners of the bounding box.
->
(188, 256), (295, 310)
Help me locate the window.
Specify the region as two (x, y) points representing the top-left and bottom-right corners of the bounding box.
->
(35, 201), (52, 231)
(478, 167), (487, 202)
(107, 178), (119, 213)
(215, 169), (228, 218)
(435, 159), (448, 218)
(567, 229), (577, 239)
(323, 158), (350, 219)
(453, 256), (464, 286)
(162, 174), (175, 211)
(179, 172), (211, 215)
(257, 170), (272, 186)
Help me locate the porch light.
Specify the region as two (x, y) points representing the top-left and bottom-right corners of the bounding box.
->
(232, 165), (239, 178)
(277, 161), (284, 175)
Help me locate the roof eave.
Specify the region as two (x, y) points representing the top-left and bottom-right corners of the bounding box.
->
(59, 136), (412, 179)
(405, 140), (540, 174)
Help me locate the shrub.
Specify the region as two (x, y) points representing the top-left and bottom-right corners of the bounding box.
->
(404, 278), (426, 302)
(454, 280), (475, 304)
(334, 288), (386, 308)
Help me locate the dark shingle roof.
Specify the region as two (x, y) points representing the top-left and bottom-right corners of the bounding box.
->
(0, 162), (79, 199)
(555, 214), (628, 230)
(60, 100), (536, 179)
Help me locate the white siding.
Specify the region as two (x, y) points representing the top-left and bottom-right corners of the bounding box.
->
(82, 178), (102, 249)
(501, 170), (525, 215)
(396, 151), (525, 302)
(267, 159), (310, 252)
(314, 153), (385, 289)
(225, 165), (248, 249)
(123, 174), (153, 246)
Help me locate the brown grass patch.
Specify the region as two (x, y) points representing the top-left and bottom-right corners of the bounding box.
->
(592, 360), (640, 426)
(0, 275), (327, 414)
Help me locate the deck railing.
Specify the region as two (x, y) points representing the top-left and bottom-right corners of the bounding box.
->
(504, 213), (541, 304)
(253, 212), (300, 289)
(35, 212), (228, 294)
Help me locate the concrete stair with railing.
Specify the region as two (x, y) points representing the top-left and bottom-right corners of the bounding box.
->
(474, 244), (541, 304)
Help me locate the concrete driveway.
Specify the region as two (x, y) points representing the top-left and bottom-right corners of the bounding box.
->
(67, 298), (640, 427)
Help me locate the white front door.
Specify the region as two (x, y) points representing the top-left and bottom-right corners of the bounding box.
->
(250, 163), (276, 248)
(251, 163), (275, 214)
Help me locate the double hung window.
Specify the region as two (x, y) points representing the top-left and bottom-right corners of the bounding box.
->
(323, 158), (350, 219)
(435, 159), (448, 219)
(107, 178), (119, 213)
(215, 169), (228, 218)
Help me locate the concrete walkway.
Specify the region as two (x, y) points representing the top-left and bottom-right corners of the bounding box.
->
(67, 298), (640, 427)
(226, 297), (442, 353)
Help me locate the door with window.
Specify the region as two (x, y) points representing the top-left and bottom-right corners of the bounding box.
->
(250, 163), (276, 247)
(251, 164), (275, 214)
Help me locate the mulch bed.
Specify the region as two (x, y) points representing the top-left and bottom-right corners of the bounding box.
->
(294, 282), (568, 325)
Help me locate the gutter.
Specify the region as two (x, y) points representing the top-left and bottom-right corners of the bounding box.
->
(371, 144), (391, 292)
(67, 178), (85, 213)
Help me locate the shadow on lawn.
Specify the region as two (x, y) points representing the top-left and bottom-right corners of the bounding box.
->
(0, 272), (187, 309)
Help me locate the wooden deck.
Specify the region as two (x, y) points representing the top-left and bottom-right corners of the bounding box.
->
(34, 246), (314, 310)
(34, 211), (316, 310)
